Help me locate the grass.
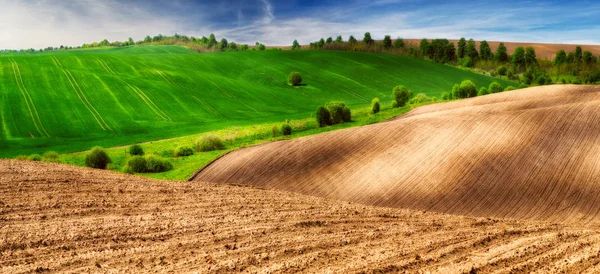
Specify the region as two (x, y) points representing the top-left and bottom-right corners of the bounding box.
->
(0, 46), (513, 158)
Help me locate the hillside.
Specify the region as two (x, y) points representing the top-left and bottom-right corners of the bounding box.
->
(0, 46), (511, 157)
(195, 85), (600, 224)
(3, 160), (600, 273)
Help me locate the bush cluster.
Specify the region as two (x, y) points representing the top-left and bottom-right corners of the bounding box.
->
(84, 147), (112, 169)
(409, 93), (435, 104)
(451, 80), (477, 99)
(124, 155), (173, 173)
(392, 85), (412, 107)
(196, 135), (225, 152)
(175, 146), (194, 157)
(315, 101), (351, 127)
(129, 144), (144, 156)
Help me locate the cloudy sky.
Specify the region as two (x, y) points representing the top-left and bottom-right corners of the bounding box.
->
(1, 0), (599, 50)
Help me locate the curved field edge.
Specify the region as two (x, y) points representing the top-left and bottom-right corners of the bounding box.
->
(195, 85), (600, 224)
(3, 160), (600, 273)
(0, 46), (513, 157)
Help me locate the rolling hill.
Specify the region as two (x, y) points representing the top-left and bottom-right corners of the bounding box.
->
(195, 85), (600, 224)
(0, 46), (511, 157)
(3, 159), (600, 273)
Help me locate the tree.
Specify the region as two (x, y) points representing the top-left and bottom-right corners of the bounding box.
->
(281, 124), (292, 135)
(326, 37), (333, 44)
(575, 46), (583, 68)
(419, 38), (430, 58)
(335, 35), (343, 43)
(495, 42), (509, 62)
(219, 38), (228, 51)
(371, 98), (380, 114)
(394, 37), (405, 49)
(240, 44), (249, 51)
(479, 40), (492, 60)
(489, 82), (503, 93)
(553, 50), (567, 66)
(208, 34), (217, 48)
(99, 39), (110, 46)
(258, 43), (266, 50)
(227, 42), (238, 51)
(583, 51), (593, 65)
(326, 101), (350, 124)
(129, 144), (144, 156)
(465, 39), (478, 61)
(457, 37), (467, 58)
(144, 35), (152, 43)
(525, 46), (537, 68)
(511, 46), (526, 71)
(363, 32), (374, 46)
(128, 37), (134, 45)
(316, 106), (331, 127)
(288, 72), (302, 86)
(348, 35), (357, 44)
(318, 38), (325, 48)
(452, 80), (477, 98)
(392, 85), (411, 107)
(383, 35), (392, 49)
(292, 39), (300, 50)
(85, 147), (112, 169)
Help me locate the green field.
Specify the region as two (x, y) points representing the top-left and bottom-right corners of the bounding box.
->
(0, 45), (512, 157)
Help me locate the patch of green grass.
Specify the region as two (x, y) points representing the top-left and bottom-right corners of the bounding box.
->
(1, 46), (512, 157)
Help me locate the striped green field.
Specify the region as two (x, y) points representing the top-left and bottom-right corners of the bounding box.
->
(0, 46), (512, 157)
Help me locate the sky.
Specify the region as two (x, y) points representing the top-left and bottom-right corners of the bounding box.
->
(1, 0), (599, 50)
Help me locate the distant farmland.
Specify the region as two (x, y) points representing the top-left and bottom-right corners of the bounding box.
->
(0, 46), (511, 157)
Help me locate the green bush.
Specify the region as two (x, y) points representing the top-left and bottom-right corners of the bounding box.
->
(409, 93), (433, 104)
(28, 154), (42, 161)
(488, 82), (503, 93)
(196, 135), (225, 152)
(326, 101), (349, 124)
(477, 87), (489, 96)
(15, 155), (28, 161)
(281, 124), (292, 135)
(371, 98), (380, 114)
(42, 151), (60, 163)
(84, 147), (112, 169)
(440, 92), (451, 101)
(392, 85), (411, 107)
(391, 100), (399, 108)
(316, 106), (331, 127)
(124, 156), (147, 173)
(160, 149), (175, 158)
(504, 86), (516, 91)
(175, 146), (194, 157)
(129, 144), (144, 156)
(145, 155), (173, 173)
(342, 106), (351, 122)
(271, 125), (278, 137)
(288, 72), (302, 86)
(497, 65), (507, 76)
(452, 80), (477, 98)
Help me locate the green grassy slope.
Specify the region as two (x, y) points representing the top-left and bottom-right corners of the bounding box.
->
(0, 46), (513, 157)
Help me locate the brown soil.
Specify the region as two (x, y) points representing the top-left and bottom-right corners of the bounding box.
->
(2, 160), (600, 273)
(196, 85), (600, 224)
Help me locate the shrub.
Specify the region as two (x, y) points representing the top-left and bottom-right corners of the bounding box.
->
(124, 156), (147, 173)
(316, 106), (331, 127)
(271, 125), (278, 137)
(452, 80), (477, 98)
(477, 87), (489, 96)
(42, 151), (60, 163)
(497, 65), (507, 76)
(409, 93), (434, 104)
(288, 72), (302, 86)
(371, 98), (380, 114)
(129, 144), (144, 156)
(342, 106), (351, 122)
(145, 155), (173, 173)
(28, 154), (42, 161)
(488, 82), (503, 93)
(16, 155), (28, 161)
(392, 85), (411, 107)
(391, 100), (399, 108)
(175, 146), (194, 157)
(504, 86), (516, 91)
(196, 135), (225, 152)
(84, 147), (112, 169)
(160, 149), (175, 158)
(440, 92), (451, 101)
(281, 124), (292, 135)
(326, 101), (349, 124)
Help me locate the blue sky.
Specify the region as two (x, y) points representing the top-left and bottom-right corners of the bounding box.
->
(1, 0), (599, 49)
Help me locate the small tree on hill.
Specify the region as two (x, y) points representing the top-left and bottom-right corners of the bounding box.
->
(335, 36), (343, 43)
(129, 144), (144, 156)
(383, 35), (392, 49)
(489, 82), (503, 93)
(394, 37), (405, 49)
(392, 85), (411, 107)
(452, 80), (477, 98)
(316, 106), (331, 127)
(288, 72), (302, 86)
(363, 32), (374, 46)
(326, 37), (333, 44)
(281, 123), (292, 135)
(292, 39), (300, 50)
(348, 35), (357, 44)
(85, 147), (112, 169)
(326, 101), (350, 124)
(479, 40), (492, 60)
(457, 37), (467, 59)
(371, 98), (380, 114)
(495, 42), (509, 63)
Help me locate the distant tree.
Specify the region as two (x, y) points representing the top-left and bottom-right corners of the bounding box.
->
(363, 32), (374, 46)
(553, 50), (567, 66)
(128, 37), (134, 45)
(227, 42), (238, 51)
(452, 80), (477, 98)
(348, 35), (357, 44)
(240, 44), (249, 51)
(394, 37), (405, 49)
(465, 39), (478, 61)
(575, 46), (583, 68)
(457, 37), (467, 58)
(288, 72), (302, 86)
(497, 65), (507, 76)
(583, 51), (593, 65)
(292, 39), (300, 50)
(316, 106), (331, 127)
(258, 43), (266, 50)
(326, 37), (333, 44)
(479, 40), (492, 60)
(318, 38), (325, 48)
(219, 38), (228, 50)
(85, 147), (112, 169)
(566, 51), (576, 63)
(419, 38), (430, 58)
(511, 46), (526, 71)
(525, 46), (537, 68)
(208, 34), (217, 48)
(392, 85), (411, 107)
(489, 81), (503, 93)
(144, 35), (152, 43)
(281, 123), (292, 135)
(99, 39), (110, 46)
(326, 101), (351, 124)
(200, 36), (209, 44)
(383, 35), (392, 49)
(371, 98), (380, 114)
(335, 35), (343, 43)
